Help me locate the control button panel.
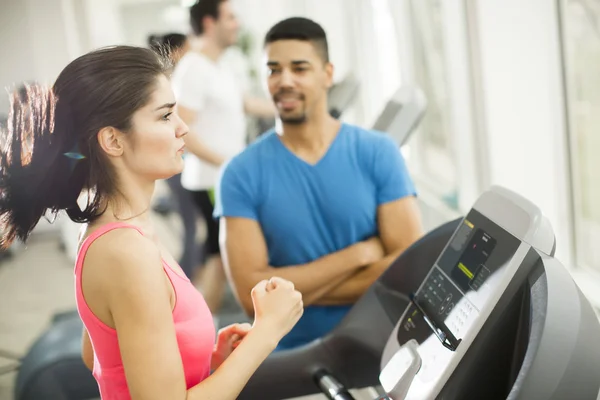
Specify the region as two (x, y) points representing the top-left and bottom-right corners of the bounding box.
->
(420, 269), (464, 319)
(397, 267), (473, 347)
(444, 297), (478, 338)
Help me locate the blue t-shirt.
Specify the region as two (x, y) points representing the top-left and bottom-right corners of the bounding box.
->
(213, 123), (416, 349)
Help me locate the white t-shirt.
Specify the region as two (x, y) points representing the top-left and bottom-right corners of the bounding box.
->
(221, 47), (251, 94)
(171, 52), (246, 191)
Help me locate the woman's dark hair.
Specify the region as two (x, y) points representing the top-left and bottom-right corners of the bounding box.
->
(0, 46), (170, 247)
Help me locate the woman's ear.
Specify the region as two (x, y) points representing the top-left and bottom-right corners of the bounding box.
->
(97, 127), (124, 157)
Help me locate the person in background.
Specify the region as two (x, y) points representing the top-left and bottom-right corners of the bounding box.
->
(171, 0), (274, 322)
(148, 33), (199, 279)
(0, 45), (302, 399)
(214, 17), (424, 350)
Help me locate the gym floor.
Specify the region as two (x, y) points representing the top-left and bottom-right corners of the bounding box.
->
(0, 230), (74, 400)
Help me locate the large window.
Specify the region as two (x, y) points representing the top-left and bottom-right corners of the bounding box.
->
(561, 0), (600, 270)
(371, 0), (402, 103)
(407, 0), (458, 209)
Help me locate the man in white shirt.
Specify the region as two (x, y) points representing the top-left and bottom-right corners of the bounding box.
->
(171, 0), (273, 318)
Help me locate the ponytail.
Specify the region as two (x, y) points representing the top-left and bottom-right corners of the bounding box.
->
(0, 46), (172, 248)
(0, 84), (86, 248)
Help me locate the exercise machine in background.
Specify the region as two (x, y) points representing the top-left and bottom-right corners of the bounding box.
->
(372, 85), (426, 147)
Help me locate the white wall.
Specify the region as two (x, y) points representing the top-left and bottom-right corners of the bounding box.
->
(82, 0), (126, 48)
(344, 0), (391, 126)
(0, 0), (165, 117)
(120, 0), (182, 47)
(0, 0), (80, 114)
(474, 0), (573, 265)
(26, 0), (80, 84)
(234, 0), (291, 72)
(440, 0), (482, 212)
(0, 0), (36, 114)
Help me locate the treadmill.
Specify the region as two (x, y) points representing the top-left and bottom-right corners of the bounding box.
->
(327, 74), (360, 120)
(237, 186), (600, 400)
(371, 85), (426, 147)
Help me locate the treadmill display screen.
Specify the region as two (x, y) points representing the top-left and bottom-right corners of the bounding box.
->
(437, 209), (520, 298)
(449, 227), (497, 292)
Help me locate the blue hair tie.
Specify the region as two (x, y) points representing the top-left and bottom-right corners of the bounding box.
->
(63, 142), (85, 172)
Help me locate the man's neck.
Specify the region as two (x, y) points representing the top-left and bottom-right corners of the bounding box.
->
(192, 36), (225, 62)
(278, 114), (342, 163)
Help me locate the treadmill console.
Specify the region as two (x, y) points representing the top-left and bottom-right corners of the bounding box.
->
(380, 187), (553, 399)
(397, 209), (521, 353)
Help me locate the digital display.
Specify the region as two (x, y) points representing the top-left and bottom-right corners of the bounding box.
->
(450, 228), (497, 292)
(437, 210), (520, 300)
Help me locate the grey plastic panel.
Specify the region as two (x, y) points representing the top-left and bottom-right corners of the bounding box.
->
(327, 74), (360, 117)
(473, 186), (554, 256)
(508, 255), (600, 400)
(434, 248), (543, 400)
(371, 85), (427, 147)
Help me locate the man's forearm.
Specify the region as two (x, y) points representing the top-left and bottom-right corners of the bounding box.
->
(243, 96), (276, 118)
(301, 269), (356, 305)
(315, 249), (404, 306)
(183, 132), (225, 167)
(233, 244), (370, 316)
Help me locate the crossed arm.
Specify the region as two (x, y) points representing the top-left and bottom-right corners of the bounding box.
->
(317, 197), (422, 305)
(219, 196), (423, 316)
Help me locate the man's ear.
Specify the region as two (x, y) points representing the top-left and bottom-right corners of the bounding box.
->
(203, 15), (216, 35)
(325, 62), (335, 89)
(97, 127), (124, 157)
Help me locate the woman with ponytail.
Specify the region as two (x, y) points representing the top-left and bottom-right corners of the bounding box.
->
(0, 46), (303, 399)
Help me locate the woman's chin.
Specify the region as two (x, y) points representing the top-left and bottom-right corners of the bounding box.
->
(156, 164), (184, 181)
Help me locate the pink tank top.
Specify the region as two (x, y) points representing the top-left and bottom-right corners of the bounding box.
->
(74, 222), (215, 399)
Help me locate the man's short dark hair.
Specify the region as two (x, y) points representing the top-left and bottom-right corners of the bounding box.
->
(147, 33), (187, 54)
(264, 17), (329, 63)
(189, 0), (226, 35)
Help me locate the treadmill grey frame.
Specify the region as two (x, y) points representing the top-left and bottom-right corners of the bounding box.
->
(380, 186), (556, 399)
(371, 85), (427, 147)
(508, 255), (600, 400)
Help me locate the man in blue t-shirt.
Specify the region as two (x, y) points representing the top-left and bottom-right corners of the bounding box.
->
(213, 17), (423, 350)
